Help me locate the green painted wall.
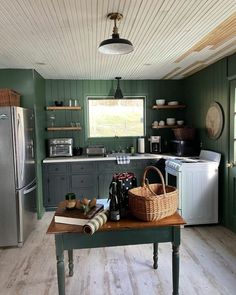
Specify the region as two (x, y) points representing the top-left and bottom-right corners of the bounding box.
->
(0, 69), (46, 218)
(45, 79), (185, 153)
(228, 53), (236, 80)
(183, 58), (229, 226)
(0, 69), (35, 107)
(33, 71), (46, 218)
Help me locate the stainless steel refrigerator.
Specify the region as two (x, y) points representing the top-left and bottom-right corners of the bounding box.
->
(0, 106), (37, 247)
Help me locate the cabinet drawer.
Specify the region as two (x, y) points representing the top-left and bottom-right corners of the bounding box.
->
(71, 162), (97, 174)
(73, 187), (98, 199)
(47, 163), (67, 174)
(98, 161), (136, 172)
(71, 175), (96, 188)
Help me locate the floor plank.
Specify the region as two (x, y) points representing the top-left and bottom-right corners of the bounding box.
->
(0, 213), (236, 295)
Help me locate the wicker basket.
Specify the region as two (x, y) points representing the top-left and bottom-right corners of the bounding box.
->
(0, 89), (20, 106)
(128, 166), (178, 221)
(173, 127), (196, 140)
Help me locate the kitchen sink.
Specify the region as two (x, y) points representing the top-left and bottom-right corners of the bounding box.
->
(105, 153), (135, 158)
(105, 153), (154, 158)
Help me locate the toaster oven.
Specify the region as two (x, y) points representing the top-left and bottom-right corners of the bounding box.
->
(48, 138), (73, 157)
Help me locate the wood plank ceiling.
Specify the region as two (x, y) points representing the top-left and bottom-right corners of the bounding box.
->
(0, 0), (235, 80)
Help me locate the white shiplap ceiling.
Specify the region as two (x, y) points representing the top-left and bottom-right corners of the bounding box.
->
(0, 0), (235, 80)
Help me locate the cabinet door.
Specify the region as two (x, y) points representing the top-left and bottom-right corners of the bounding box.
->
(44, 174), (69, 209)
(48, 163), (67, 174)
(129, 159), (159, 185)
(71, 162), (97, 174)
(98, 173), (113, 199)
(71, 174), (98, 199)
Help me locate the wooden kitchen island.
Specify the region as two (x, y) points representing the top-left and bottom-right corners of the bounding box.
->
(47, 210), (186, 295)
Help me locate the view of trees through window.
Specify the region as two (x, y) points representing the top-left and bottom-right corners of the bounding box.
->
(88, 98), (145, 137)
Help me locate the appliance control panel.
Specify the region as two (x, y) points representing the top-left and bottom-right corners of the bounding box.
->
(49, 138), (73, 145)
(165, 159), (182, 171)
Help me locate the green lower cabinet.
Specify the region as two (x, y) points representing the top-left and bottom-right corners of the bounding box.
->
(98, 173), (113, 199)
(71, 174), (98, 199)
(70, 162), (98, 200)
(42, 159), (159, 210)
(43, 164), (69, 210)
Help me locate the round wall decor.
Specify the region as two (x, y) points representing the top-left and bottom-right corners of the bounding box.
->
(205, 102), (224, 139)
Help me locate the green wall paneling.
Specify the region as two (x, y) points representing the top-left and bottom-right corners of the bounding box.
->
(183, 58), (229, 227)
(45, 79), (184, 153)
(0, 69), (35, 108)
(227, 53), (236, 80)
(33, 70), (46, 219)
(0, 69), (46, 219)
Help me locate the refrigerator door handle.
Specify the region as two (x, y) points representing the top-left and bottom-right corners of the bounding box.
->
(23, 183), (37, 195)
(17, 113), (25, 184)
(0, 113), (8, 120)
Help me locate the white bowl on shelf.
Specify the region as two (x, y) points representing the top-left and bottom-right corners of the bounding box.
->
(177, 120), (184, 126)
(156, 99), (165, 105)
(168, 101), (179, 106)
(152, 121), (158, 127)
(166, 118), (176, 125)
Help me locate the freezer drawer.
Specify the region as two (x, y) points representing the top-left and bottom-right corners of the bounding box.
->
(18, 180), (37, 246)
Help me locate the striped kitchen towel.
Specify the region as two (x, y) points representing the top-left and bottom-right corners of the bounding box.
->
(116, 155), (130, 164)
(83, 209), (109, 235)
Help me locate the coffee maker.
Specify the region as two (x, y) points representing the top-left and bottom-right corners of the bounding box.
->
(149, 136), (161, 153)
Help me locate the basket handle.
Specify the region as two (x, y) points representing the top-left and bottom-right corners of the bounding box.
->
(142, 166), (167, 196)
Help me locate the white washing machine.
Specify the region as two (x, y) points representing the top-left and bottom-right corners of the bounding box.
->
(165, 150), (221, 225)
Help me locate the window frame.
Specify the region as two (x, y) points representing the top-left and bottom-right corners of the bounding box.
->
(85, 96), (146, 139)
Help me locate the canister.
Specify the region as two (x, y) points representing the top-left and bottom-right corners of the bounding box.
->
(137, 137), (145, 153)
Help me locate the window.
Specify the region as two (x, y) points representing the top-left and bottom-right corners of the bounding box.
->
(87, 97), (145, 138)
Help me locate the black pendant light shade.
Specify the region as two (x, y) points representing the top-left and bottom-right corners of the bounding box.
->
(99, 13), (134, 55)
(114, 77), (123, 99)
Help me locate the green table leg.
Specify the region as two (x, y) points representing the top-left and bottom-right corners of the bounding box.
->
(55, 236), (65, 295)
(68, 249), (74, 276)
(56, 252), (65, 295)
(172, 244), (179, 295)
(153, 243), (158, 269)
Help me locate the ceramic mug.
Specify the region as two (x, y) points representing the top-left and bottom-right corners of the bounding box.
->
(159, 120), (165, 126)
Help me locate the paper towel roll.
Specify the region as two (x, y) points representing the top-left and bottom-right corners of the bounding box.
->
(138, 137), (145, 153)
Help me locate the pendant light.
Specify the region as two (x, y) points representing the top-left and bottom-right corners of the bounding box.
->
(114, 77), (123, 99)
(98, 13), (134, 55)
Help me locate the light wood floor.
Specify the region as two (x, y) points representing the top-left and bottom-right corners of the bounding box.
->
(0, 212), (236, 295)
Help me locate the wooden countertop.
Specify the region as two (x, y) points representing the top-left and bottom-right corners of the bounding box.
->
(47, 204), (186, 235)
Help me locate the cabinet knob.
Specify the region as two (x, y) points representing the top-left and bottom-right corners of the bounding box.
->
(226, 162), (235, 168)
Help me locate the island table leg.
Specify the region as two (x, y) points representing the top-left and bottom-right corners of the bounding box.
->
(55, 235), (65, 295)
(68, 249), (74, 276)
(153, 242), (158, 269)
(172, 244), (180, 295)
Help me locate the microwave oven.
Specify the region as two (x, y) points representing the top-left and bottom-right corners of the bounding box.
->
(48, 138), (73, 157)
(170, 140), (200, 156)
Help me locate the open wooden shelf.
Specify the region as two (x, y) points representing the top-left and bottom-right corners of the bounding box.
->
(46, 127), (82, 131)
(152, 104), (186, 110)
(46, 106), (81, 110)
(152, 125), (183, 129)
